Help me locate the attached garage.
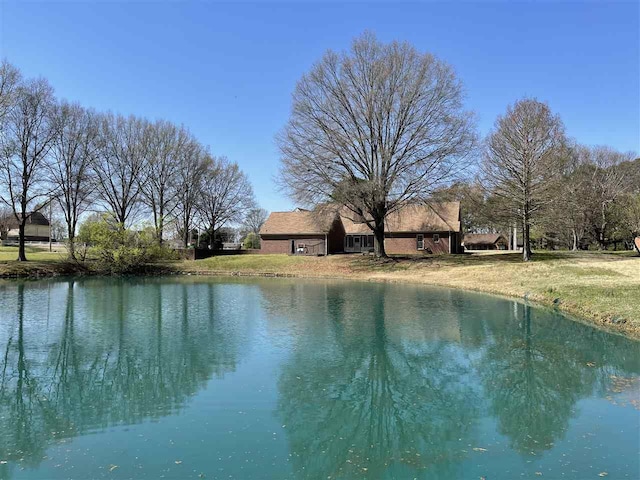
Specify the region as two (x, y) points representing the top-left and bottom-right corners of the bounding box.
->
(259, 210), (345, 255)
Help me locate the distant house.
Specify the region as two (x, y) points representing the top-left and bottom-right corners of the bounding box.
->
(259, 202), (462, 255)
(259, 209), (345, 255)
(341, 203), (462, 255)
(4, 212), (51, 242)
(463, 233), (508, 251)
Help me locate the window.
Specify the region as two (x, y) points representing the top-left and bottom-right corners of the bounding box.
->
(347, 236), (354, 248)
(367, 235), (374, 248)
(433, 234), (440, 244)
(417, 234), (424, 250)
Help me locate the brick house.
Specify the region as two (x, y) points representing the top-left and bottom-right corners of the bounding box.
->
(259, 209), (345, 255)
(260, 202), (462, 255)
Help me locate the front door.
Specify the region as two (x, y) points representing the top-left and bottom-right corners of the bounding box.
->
(353, 235), (361, 251)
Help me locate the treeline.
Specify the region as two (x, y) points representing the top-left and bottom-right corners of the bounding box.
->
(0, 60), (261, 261)
(276, 33), (639, 260)
(435, 100), (640, 254)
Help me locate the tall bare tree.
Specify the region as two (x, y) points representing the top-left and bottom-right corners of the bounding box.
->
(0, 78), (58, 261)
(198, 156), (255, 248)
(0, 61), (22, 213)
(482, 98), (566, 261)
(174, 139), (208, 247)
(0, 60), (21, 125)
(49, 101), (99, 259)
(277, 33), (476, 257)
(243, 207), (269, 234)
(139, 120), (189, 243)
(579, 146), (632, 249)
(93, 112), (148, 226)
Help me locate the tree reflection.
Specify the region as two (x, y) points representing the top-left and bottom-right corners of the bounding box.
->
(274, 284), (480, 479)
(0, 278), (243, 475)
(271, 282), (640, 478)
(479, 302), (640, 455)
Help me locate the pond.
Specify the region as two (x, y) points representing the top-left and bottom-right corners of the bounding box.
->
(0, 277), (638, 480)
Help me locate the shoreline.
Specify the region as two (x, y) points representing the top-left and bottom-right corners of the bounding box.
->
(176, 268), (640, 340)
(2, 251), (638, 340)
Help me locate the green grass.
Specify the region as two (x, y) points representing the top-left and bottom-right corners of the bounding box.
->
(0, 245), (65, 262)
(0, 245), (70, 277)
(187, 254), (315, 273)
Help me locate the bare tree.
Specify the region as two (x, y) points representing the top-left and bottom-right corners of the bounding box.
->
(482, 98), (566, 261)
(579, 146), (632, 249)
(620, 193), (640, 249)
(0, 78), (58, 261)
(0, 206), (12, 240)
(277, 33), (476, 257)
(0, 61), (22, 211)
(563, 160), (591, 251)
(539, 145), (591, 251)
(243, 207), (269, 234)
(0, 60), (21, 124)
(198, 156), (255, 248)
(174, 139), (208, 247)
(93, 112), (148, 226)
(139, 120), (190, 243)
(49, 101), (99, 259)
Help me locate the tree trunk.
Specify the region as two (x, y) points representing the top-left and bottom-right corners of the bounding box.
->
(598, 202), (607, 250)
(373, 227), (386, 257)
(157, 219), (164, 245)
(157, 195), (164, 245)
(67, 223), (76, 260)
(372, 213), (387, 258)
(571, 229), (578, 251)
(182, 216), (189, 248)
(68, 237), (76, 260)
(522, 214), (531, 262)
(17, 223), (27, 261)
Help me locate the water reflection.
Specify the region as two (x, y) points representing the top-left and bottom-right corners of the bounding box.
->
(0, 278), (637, 480)
(273, 284), (480, 479)
(0, 278), (245, 475)
(267, 282), (640, 479)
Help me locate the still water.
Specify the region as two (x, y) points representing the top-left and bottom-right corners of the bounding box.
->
(0, 277), (638, 480)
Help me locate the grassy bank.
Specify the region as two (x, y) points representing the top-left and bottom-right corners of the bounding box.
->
(2, 244), (638, 338)
(0, 245), (71, 277)
(180, 251), (640, 338)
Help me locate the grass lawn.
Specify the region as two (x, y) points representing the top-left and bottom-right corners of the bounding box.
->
(0, 245), (70, 277)
(0, 245), (65, 262)
(181, 250), (640, 338)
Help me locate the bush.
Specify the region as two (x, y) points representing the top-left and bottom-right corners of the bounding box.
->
(77, 214), (177, 274)
(243, 232), (260, 249)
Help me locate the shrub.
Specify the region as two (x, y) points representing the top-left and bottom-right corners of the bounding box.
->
(243, 232), (260, 249)
(77, 214), (177, 274)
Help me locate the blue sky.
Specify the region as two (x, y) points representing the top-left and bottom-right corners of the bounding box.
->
(1, 1), (638, 213)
